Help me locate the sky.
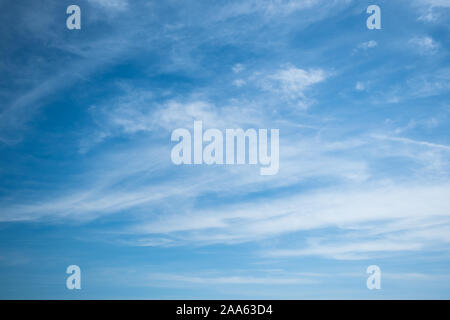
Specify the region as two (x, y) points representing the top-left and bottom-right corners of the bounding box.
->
(0, 0), (449, 299)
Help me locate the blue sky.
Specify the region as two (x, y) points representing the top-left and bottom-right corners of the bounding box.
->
(0, 0), (449, 299)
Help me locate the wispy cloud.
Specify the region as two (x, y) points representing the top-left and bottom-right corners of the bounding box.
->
(409, 36), (440, 54)
(1, 0), (449, 298)
(358, 40), (378, 50)
(267, 240), (424, 260)
(87, 0), (129, 12)
(147, 273), (318, 285)
(355, 81), (365, 91)
(373, 135), (450, 151)
(257, 66), (328, 109)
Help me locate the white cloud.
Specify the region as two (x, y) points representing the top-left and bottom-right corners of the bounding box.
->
(267, 240), (424, 260)
(128, 182), (450, 260)
(233, 79), (246, 87)
(358, 40), (378, 50)
(232, 64), (245, 73)
(373, 135), (450, 151)
(216, 0), (324, 20)
(418, 10), (438, 22)
(147, 273), (317, 285)
(355, 81), (365, 91)
(258, 66), (328, 109)
(89, 93), (264, 139)
(415, 0), (450, 21)
(88, 0), (128, 11)
(415, 0), (450, 8)
(270, 67), (326, 92)
(409, 36), (440, 54)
